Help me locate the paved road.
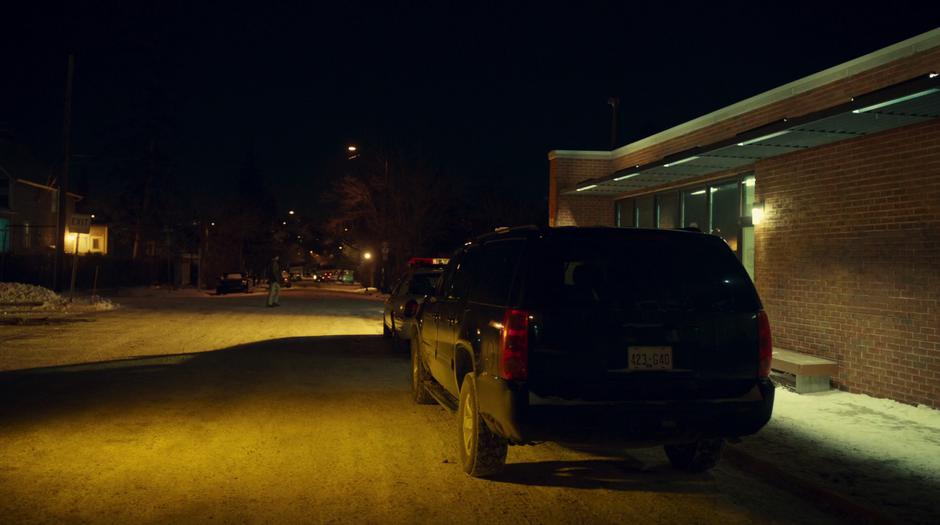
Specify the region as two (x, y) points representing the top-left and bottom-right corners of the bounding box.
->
(0, 288), (840, 524)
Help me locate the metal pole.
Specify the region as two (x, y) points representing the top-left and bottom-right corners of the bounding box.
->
(54, 54), (75, 291)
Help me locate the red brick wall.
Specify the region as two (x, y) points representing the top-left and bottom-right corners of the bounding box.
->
(755, 119), (940, 407)
(550, 157), (614, 226)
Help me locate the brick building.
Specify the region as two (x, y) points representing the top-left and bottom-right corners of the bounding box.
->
(548, 29), (940, 407)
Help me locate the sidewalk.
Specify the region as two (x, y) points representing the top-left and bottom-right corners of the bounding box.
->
(727, 385), (940, 524)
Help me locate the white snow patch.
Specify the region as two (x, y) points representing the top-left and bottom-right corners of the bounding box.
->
(773, 388), (940, 480)
(0, 282), (117, 314)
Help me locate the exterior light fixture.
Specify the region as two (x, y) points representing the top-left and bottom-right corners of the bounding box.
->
(289, 210), (295, 215)
(90, 214), (95, 219)
(737, 130), (790, 146)
(929, 72), (938, 78)
(210, 221), (216, 226)
(852, 88), (939, 114)
(282, 221), (287, 225)
(745, 177), (756, 187)
(752, 201), (765, 225)
(614, 173), (639, 181)
(575, 184), (598, 192)
(690, 189), (706, 196)
(347, 145), (358, 152)
(363, 252), (372, 260)
(663, 156), (699, 168)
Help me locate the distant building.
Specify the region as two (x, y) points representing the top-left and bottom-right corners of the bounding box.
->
(549, 29), (940, 407)
(0, 140), (108, 257)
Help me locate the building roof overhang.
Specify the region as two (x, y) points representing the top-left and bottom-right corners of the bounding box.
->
(563, 72), (940, 196)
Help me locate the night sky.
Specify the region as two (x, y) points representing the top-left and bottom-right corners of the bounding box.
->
(4, 2), (940, 216)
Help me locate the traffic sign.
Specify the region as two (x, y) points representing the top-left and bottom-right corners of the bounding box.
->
(69, 213), (91, 234)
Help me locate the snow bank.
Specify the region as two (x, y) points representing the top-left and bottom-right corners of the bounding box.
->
(0, 282), (117, 313)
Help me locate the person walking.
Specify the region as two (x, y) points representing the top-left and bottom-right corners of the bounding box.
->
(266, 255), (281, 307)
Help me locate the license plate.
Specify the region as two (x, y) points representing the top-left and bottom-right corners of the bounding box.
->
(628, 346), (673, 370)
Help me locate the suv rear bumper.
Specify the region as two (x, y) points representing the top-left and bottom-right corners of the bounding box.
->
(476, 375), (774, 444)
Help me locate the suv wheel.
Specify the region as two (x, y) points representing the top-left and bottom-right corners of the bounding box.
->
(411, 335), (434, 404)
(664, 438), (725, 472)
(457, 373), (508, 477)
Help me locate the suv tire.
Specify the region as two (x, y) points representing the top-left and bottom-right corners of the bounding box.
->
(457, 373), (508, 477)
(664, 438), (725, 472)
(411, 335), (434, 404)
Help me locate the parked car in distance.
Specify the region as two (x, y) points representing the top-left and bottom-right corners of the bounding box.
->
(410, 226), (774, 477)
(315, 267), (343, 282)
(216, 272), (251, 295)
(384, 264), (445, 343)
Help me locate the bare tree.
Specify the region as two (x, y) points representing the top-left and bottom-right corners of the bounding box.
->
(327, 146), (459, 280)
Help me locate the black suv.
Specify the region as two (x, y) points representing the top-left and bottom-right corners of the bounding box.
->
(410, 226), (774, 477)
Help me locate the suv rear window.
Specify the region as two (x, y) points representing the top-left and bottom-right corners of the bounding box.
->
(407, 272), (440, 296)
(526, 231), (760, 313)
(468, 240), (524, 306)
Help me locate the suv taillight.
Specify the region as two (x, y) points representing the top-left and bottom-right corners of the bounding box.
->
(403, 300), (419, 318)
(758, 310), (773, 378)
(499, 309), (529, 381)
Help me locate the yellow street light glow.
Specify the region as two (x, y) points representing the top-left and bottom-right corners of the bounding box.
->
(363, 252), (372, 260)
(347, 145), (358, 152)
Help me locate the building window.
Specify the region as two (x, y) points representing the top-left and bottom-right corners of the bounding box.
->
(741, 176), (756, 278)
(616, 200), (636, 227)
(0, 218), (9, 253)
(636, 195), (655, 228)
(656, 192), (679, 229)
(681, 188), (707, 229)
(91, 237), (102, 252)
(615, 174), (756, 273)
(0, 171), (10, 209)
(709, 180), (741, 253)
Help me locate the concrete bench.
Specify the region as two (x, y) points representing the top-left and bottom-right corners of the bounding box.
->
(771, 348), (839, 394)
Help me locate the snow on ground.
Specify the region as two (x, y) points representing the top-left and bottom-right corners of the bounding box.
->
(772, 388), (940, 481)
(0, 282), (116, 315)
(736, 386), (940, 524)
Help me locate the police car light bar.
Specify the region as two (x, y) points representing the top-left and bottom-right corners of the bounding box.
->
(408, 257), (450, 266)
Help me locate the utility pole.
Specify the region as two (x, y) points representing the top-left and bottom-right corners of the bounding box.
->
(53, 54), (75, 292)
(607, 96), (620, 149)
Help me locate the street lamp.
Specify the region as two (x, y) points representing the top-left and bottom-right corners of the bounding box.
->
(363, 251), (372, 260)
(289, 210), (295, 215)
